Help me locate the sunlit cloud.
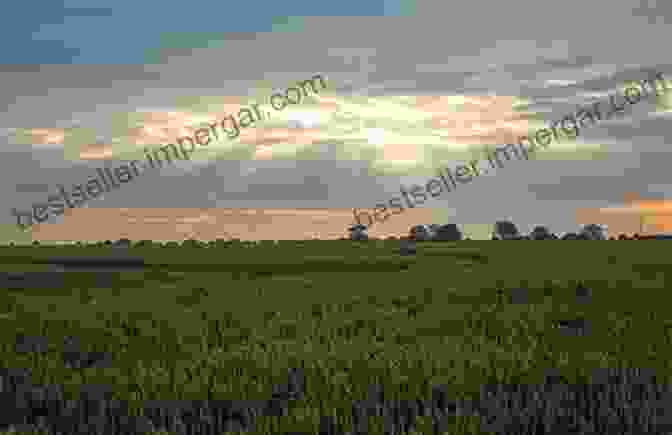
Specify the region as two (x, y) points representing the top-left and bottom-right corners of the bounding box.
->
(583, 191), (672, 235)
(12, 75), (670, 174)
(79, 143), (114, 159)
(15, 128), (66, 146)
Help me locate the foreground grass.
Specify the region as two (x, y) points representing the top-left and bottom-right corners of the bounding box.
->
(0, 240), (670, 434)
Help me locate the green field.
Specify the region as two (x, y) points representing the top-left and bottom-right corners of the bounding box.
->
(0, 240), (670, 434)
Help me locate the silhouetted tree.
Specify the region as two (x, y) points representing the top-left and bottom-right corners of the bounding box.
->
(409, 224), (434, 241)
(348, 224), (369, 241)
(493, 220), (520, 240)
(428, 224), (441, 237)
(434, 224), (463, 241)
(580, 224), (607, 240)
(530, 225), (553, 240)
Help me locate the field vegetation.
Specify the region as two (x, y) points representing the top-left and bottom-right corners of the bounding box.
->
(0, 240), (670, 434)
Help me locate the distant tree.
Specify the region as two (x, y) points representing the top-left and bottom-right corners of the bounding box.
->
(493, 221), (520, 240)
(32, 240), (40, 246)
(434, 224), (463, 241)
(580, 224), (607, 240)
(530, 225), (553, 240)
(409, 224), (434, 241)
(348, 224), (369, 241)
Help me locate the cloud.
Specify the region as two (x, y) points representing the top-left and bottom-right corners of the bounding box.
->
(14, 128), (66, 146)
(3, 2), (672, 241)
(15, 184), (51, 193)
(8, 89), (534, 176)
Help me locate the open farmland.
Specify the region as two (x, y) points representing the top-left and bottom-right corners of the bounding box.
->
(0, 241), (671, 434)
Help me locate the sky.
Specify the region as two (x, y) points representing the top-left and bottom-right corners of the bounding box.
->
(2, 0), (672, 242)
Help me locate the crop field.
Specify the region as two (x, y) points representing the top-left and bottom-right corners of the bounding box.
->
(0, 241), (671, 434)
